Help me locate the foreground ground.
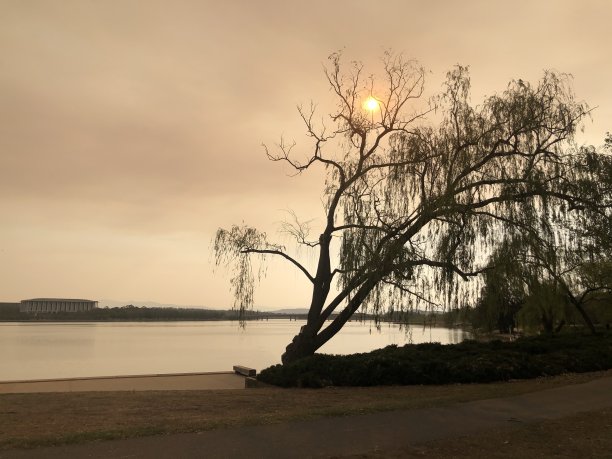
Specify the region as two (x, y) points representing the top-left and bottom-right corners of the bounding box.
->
(1, 370), (611, 456)
(348, 408), (612, 458)
(1, 372), (611, 458)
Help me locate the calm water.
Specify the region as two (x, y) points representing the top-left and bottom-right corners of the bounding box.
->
(0, 320), (470, 381)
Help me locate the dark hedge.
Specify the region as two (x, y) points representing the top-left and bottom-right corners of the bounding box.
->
(258, 332), (612, 387)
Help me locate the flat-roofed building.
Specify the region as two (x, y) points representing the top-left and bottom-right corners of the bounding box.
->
(20, 298), (98, 313)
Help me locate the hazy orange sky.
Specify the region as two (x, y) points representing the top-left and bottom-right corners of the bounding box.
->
(1, 1), (611, 309)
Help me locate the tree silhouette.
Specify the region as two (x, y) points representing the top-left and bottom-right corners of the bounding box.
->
(215, 52), (609, 364)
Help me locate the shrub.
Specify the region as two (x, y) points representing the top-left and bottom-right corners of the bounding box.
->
(258, 332), (612, 387)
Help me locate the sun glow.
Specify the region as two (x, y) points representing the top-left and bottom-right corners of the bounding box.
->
(363, 96), (380, 112)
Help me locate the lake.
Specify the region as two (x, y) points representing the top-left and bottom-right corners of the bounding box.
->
(0, 320), (471, 381)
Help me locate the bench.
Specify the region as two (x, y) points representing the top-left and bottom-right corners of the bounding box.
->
(233, 365), (256, 377)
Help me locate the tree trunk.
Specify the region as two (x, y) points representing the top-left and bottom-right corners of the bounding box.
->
(541, 310), (554, 334)
(281, 277), (380, 365)
(554, 319), (566, 334)
(281, 325), (319, 365)
(572, 300), (597, 334)
(564, 291), (597, 334)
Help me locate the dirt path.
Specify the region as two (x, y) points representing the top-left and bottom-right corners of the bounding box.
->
(2, 376), (611, 458)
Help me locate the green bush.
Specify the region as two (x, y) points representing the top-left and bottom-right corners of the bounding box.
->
(258, 332), (612, 387)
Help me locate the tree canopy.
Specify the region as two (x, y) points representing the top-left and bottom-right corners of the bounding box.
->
(215, 52), (610, 364)
(472, 135), (612, 334)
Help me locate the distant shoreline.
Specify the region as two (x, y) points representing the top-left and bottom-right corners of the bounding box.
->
(0, 317), (298, 323)
(0, 304), (447, 326)
(0, 304), (293, 322)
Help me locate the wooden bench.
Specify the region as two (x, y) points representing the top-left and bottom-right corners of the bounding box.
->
(233, 365), (256, 377)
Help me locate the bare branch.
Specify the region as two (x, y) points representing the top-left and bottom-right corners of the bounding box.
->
(241, 248), (315, 283)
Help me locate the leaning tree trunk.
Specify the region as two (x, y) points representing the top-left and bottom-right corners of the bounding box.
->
(281, 325), (319, 364)
(281, 234), (334, 365)
(281, 276), (380, 365)
(554, 319), (566, 334)
(569, 297), (597, 334)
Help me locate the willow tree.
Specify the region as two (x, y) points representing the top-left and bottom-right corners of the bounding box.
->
(503, 140), (612, 333)
(215, 52), (600, 364)
(472, 136), (612, 335)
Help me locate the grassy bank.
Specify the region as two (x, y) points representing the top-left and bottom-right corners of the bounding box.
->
(259, 332), (612, 387)
(1, 371), (609, 450)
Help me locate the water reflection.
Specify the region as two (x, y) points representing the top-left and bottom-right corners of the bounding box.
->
(0, 320), (470, 381)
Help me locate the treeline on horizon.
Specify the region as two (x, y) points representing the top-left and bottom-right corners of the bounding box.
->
(0, 303), (439, 324)
(0, 304), (270, 321)
(2, 300), (609, 332)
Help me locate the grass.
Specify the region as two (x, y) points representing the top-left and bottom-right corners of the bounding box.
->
(1, 369), (610, 450)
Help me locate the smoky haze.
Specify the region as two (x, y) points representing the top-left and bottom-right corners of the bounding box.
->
(1, 0), (611, 308)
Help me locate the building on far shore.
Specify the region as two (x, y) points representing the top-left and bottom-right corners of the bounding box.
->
(19, 298), (98, 313)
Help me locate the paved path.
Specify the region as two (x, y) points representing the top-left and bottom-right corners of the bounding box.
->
(2, 376), (611, 458)
(0, 372), (246, 393)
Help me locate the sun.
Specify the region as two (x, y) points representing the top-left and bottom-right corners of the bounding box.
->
(363, 96), (380, 112)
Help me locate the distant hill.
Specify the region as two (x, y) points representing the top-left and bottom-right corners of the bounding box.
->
(99, 299), (304, 313)
(99, 299), (219, 310)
